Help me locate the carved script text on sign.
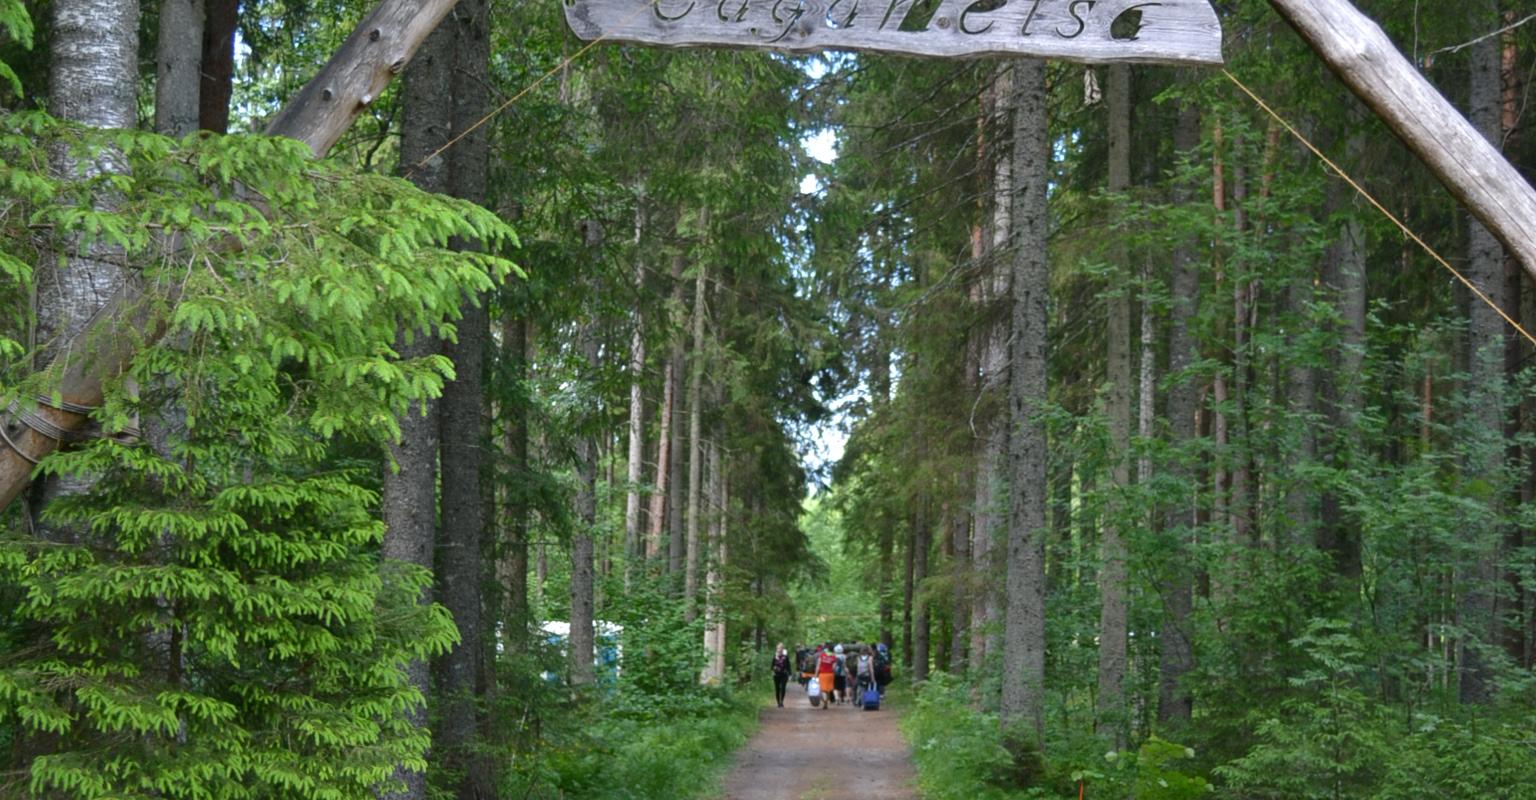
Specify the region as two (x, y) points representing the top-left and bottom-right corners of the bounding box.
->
(563, 0), (1222, 65)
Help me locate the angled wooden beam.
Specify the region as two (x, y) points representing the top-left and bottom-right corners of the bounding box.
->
(1269, 0), (1536, 278)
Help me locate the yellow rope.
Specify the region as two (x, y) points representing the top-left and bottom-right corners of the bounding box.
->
(1222, 68), (1536, 348)
(405, 0), (664, 179)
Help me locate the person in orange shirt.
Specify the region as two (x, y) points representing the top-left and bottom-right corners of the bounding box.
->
(816, 641), (837, 711)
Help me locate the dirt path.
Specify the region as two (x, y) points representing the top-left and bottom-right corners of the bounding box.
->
(720, 687), (919, 800)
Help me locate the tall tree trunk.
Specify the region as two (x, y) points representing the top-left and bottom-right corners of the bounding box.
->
(1000, 58), (1049, 742)
(1097, 61), (1132, 746)
(498, 314), (531, 650)
(198, 0), (237, 133)
(668, 345), (687, 576)
(1209, 120), (1233, 603)
(1502, 16), (1529, 668)
(879, 522), (895, 649)
(1458, 0), (1505, 705)
(949, 507), (971, 674)
(1285, 251), (1318, 546)
(155, 0), (204, 137)
(625, 197), (648, 567)
(649, 254), (685, 564)
(379, 20), (452, 800)
(436, 1), (492, 794)
(684, 258), (708, 621)
(1157, 96), (1201, 726)
(570, 318), (599, 688)
(902, 510), (916, 670)
(972, 65), (1012, 671)
(35, 0), (138, 356)
(1229, 134), (1254, 552)
(1318, 133), (1366, 580)
(702, 437), (727, 684)
(912, 499), (931, 684)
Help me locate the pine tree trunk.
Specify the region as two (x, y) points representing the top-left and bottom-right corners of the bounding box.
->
(1458, 0), (1504, 705)
(499, 314), (530, 650)
(625, 198), (648, 567)
(155, 0), (203, 137)
(436, 0), (492, 793)
(1157, 96), (1201, 726)
(971, 63), (1011, 673)
(649, 254), (686, 564)
(902, 511), (916, 670)
(1096, 61), (1132, 746)
(668, 350), (687, 576)
(199, 0), (238, 132)
(879, 522), (895, 649)
(1285, 252), (1318, 546)
(570, 318), (599, 688)
(949, 508), (971, 674)
(702, 438), (727, 684)
(378, 21), (452, 800)
(1000, 58), (1049, 741)
(684, 259), (708, 621)
(912, 500), (931, 684)
(1318, 146), (1366, 579)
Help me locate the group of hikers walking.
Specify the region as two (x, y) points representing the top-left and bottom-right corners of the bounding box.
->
(770, 641), (892, 710)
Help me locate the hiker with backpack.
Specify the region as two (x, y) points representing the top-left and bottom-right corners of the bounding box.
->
(771, 643), (792, 708)
(874, 641), (893, 697)
(852, 645), (873, 708)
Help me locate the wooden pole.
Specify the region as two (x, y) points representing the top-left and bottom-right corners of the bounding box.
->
(1268, 0), (1536, 277)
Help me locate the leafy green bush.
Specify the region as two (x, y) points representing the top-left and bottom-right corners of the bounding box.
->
(0, 115), (516, 798)
(498, 688), (757, 799)
(904, 674), (1030, 800)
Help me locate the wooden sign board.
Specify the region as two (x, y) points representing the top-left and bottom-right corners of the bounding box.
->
(563, 0), (1223, 65)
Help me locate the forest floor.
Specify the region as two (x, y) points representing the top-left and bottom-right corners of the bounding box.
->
(720, 686), (919, 800)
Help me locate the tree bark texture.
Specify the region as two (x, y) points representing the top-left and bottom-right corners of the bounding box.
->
(0, 0), (466, 513)
(684, 260), (708, 621)
(155, 0), (204, 137)
(972, 64), (1013, 672)
(377, 20), (452, 800)
(435, 0), (493, 794)
(570, 320), (600, 688)
(648, 257), (684, 562)
(498, 314), (531, 650)
(1318, 147), (1365, 579)
(1097, 61), (1132, 746)
(1266, 0), (1536, 278)
(912, 501), (931, 684)
(23, 0), (141, 538)
(1000, 57), (1049, 742)
(199, 0), (238, 133)
(1457, 2), (1504, 705)
(625, 201), (648, 565)
(702, 439), (726, 684)
(902, 510), (916, 670)
(949, 508), (971, 674)
(1157, 96), (1201, 726)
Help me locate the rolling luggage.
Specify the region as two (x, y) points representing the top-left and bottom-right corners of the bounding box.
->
(808, 680), (822, 707)
(862, 687), (880, 710)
